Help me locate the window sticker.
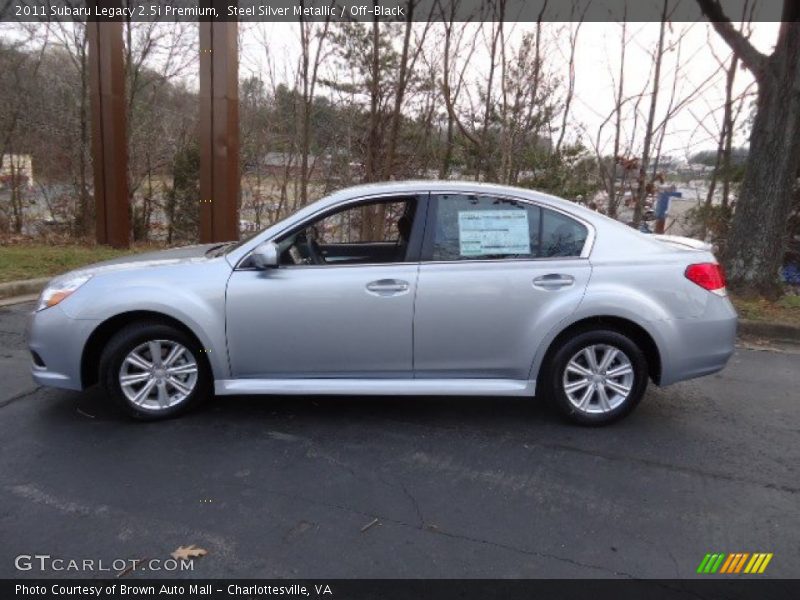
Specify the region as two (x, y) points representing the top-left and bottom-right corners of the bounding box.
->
(458, 210), (530, 256)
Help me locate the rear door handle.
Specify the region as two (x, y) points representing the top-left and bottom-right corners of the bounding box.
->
(366, 279), (410, 296)
(533, 274), (575, 290)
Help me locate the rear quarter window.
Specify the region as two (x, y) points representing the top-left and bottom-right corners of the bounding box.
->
(540, 207), (588, 258)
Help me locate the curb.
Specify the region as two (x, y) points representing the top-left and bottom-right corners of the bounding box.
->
(0, 277), (49, 301)
(738, 319), (800, 344)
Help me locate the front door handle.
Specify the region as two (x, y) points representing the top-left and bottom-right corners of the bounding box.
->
(533, 274), (575, 290)
(366, 279), (410, 296)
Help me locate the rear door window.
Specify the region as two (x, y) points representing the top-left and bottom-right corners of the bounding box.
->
(426, 194), (587, 260)
(429, 194), (541, 261)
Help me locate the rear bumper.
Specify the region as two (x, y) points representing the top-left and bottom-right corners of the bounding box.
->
(657, 297), (737, 386)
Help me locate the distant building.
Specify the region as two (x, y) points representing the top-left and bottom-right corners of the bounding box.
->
(243, 152), (364, 181)
(0, 154), (34, 188)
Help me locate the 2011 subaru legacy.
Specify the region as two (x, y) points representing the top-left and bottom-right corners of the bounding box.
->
(26, 182), (737, 425)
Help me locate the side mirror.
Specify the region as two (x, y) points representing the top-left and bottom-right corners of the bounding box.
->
(250, 241), (279, 269)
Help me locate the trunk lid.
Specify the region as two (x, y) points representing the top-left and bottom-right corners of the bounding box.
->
(651, 234), (712, 252)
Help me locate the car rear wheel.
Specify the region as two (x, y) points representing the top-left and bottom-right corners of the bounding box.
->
(545, 329), (648, 425)
(100, 321), (211, 420)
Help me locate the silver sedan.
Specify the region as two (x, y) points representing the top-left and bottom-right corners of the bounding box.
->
(27, 182), (737, 425)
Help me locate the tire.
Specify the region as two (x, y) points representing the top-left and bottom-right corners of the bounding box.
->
(544, 328), (648, 426)
(99, 321), (212, 420)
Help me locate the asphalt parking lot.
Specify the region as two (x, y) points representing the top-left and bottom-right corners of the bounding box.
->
(0, 300), (797, 579)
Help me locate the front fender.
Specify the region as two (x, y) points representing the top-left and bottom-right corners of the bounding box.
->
(59, 261), (232, 380)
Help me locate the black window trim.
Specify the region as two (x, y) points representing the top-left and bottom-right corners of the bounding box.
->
(420, 192), (594, 264)
(237, 192), (430, 270)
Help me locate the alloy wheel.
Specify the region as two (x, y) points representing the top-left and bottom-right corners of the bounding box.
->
(562, 344), (635, 414)
(118, 339), (199, 410)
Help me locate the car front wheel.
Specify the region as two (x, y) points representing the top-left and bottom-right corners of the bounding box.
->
(100, 321), (211, 420)
(545, 329), (648, 425)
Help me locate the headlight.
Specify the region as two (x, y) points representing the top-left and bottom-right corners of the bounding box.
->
(36, 274), (92, 312)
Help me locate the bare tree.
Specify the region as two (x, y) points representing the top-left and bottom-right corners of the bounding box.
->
(123, 21), (196, 240)
(438, 0), (479, 179)
(497, 24), (554, 185)
(554, 1), (588, 156)
(475, 3), (505, 180)
(632, 1), (669, 226)
(297, 5), (332, 206)
(384, 1), (433, 180)
(440, 1), (506, 181)
(719, 2), (754, 209)
(699, 7), (753, 219)
(0, 26), (49, 233)
(45, 22), (93, 237)
(363, 10), (382, 184)
(606, 11), (627, 218)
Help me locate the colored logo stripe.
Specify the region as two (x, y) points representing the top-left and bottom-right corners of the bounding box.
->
(734, 553), (749, 573)
(721, 553), (745, 573)
(744, 554), (760, 573)
(710, 554), (726, 573)
(748, 553), (773, 574)
(719, 553), (736, 573)
(696, 554), (712, 573)
(697, 553), (725, 573)
(698, 553), (773, 574)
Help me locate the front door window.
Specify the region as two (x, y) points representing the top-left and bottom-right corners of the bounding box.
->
(278, 197), (417, 266)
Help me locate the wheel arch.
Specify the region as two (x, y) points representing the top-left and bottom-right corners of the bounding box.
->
(535, 315), (663, 386)
(81, 311), (215, 389)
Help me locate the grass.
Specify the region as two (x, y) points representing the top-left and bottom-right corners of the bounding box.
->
(0, 242), (149, 283)
(730, 293), (800, 327)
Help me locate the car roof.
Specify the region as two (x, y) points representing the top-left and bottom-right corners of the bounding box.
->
(324, 180), (558, 204)
(319, 180), (634, 232)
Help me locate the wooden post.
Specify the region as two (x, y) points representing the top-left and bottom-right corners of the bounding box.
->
(87, 19), (130, 248)
(199, 16), (240, 243)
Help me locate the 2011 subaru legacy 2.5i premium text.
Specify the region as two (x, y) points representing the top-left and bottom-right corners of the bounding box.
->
(26, 182), (737, 425)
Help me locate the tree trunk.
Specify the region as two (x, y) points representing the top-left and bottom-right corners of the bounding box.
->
(632, 3), (667, 227)
(720, 53), (738, 208)
(363, 13), (381, 185)
(384, 1), (414, 180)
(77, 36), (91, 237)
(607, 14), (627, 219)
(360, 12), (383, 241)
(723, 67), (800, 296)
(477, 16), (502, 181)
(439, 114), (455, 179)
(10, 162), (23, 234)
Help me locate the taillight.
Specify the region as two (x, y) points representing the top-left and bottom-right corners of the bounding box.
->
(685, 263), (726, 295)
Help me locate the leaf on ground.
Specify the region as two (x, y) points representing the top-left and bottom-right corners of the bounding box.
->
(360, 518), (379, 533)
(171, 545), (208, 560)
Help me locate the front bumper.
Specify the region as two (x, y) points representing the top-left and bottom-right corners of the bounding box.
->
(26, 306), (100, 391)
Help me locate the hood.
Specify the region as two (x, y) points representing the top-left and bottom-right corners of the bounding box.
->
(65, 243), (223, 278)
